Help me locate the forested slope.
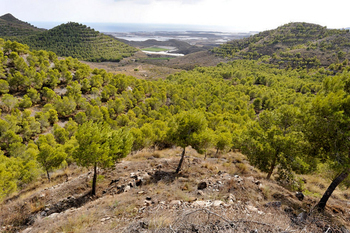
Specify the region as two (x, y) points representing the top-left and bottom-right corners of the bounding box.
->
(16, 22), (138, 62)
(0, 13), (44, 37)
(214, 22), (350, 68)
(0, 14), (137, 62)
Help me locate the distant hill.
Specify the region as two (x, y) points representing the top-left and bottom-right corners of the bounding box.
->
(0, 13), (44, 37)
(17, 22), (138, 62)
(0, 14), (137, 62)
(213, 22), (350, 68)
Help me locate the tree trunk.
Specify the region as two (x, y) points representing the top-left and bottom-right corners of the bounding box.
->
(91, 163), (97, 196)
(315, 170), (349, 211)
(46, 170), (51, 183)
(266, 154), (278, 180)
(176, 147), (186, 174)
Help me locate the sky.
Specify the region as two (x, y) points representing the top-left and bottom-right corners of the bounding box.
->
(1, 0), (350, 32)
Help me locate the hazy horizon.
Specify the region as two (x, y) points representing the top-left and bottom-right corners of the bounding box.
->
(29, 21), (259, 33)
(2, 0), (350, 32)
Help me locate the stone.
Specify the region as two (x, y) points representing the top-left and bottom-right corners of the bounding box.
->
(124, 185), (131, 192)
(295, 192), (304, 201)
(48, 213), (59, 219)
(258, 183), (264, 191)
(221, 173), (231, 179)
(101, 217), (111, 222)
(21, 228), (32, 233)
(142, 173), (151, 181)
(170, 200), (181, 205)
(229, 193), (236, 202)
(246, 205), (258, 212)
(197, 190), (204, 196)
(264, 201), (282, 208)
(192, 200), (211, 207)
(178, 177), (188, 182)
(197, 181), (207, 190)
(144, 200), (152, 206)
(297, 212), (308, 223)
(137, 191), (145, 194)
(213, 200), (224, 207)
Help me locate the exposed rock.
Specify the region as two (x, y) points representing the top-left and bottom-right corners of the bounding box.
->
(197, 190), (204, 196)
(40, 211), (47, 217)
(295, 192), (304, 201)
(178, 177), (188, 182)
(124, 185), (131, 192)
(221, 173), (231, 179)
(101, 217), (110, 222)
(22, 227), (32, 233)
(264, 201), (282, 208)
(226, 193), (236, 202)
(297, 211), (308, 223)
(192, 200), (211, 207)
(234, 175), (243, 183)
(197, 181), (207, 190)
(212, 200), (224, 207)
(130, 173), (137, 179)
(144, 200), (152, 206)
(48, 213), (59, 219)
(170, 200), (181, 205)
(246, 205), (258, 212)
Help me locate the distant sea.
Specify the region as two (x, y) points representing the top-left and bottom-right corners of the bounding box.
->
(30, 22), (243, 33)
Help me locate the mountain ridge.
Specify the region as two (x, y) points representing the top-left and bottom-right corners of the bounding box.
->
(0, 14), (137, 62)
(0, 13), (44, 37)
(213, 22), (350, 68)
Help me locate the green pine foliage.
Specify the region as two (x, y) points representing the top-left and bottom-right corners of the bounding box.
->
(17, 22), (138, 62)
(0, 14), (137, 62)
(0, 13), (43, 37)
(213, 22), (350, 69)
(1, 38), (350, 208)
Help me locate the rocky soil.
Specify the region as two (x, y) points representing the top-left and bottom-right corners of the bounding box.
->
(1, 149), (350, 233)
